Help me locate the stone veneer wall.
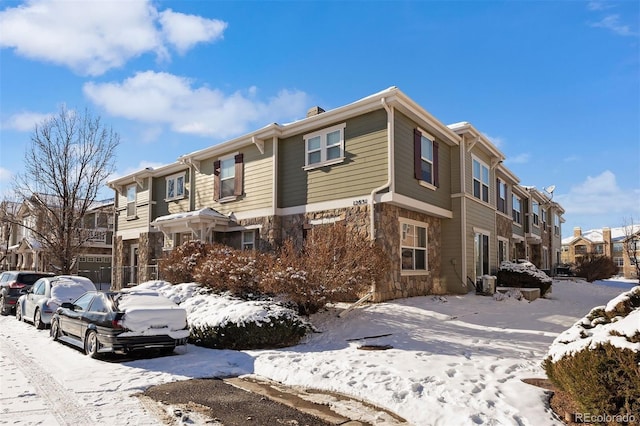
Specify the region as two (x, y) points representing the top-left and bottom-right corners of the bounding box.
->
(138, 231), (164, 282)
(496, 215), (511, 240)
(374, 204), (443, 301)
(112, 236), (124, 290)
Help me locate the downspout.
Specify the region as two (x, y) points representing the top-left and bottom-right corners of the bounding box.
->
(460, 134), (468, 291)
(369, 97), (394, 241)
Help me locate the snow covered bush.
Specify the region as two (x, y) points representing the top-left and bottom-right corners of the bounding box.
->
(543, 286), (640, 418)
(130, 281), (311, 349)
(572, 253), (618, 283)
(496, 261), (552, 296)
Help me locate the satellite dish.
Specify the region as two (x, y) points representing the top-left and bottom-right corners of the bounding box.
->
(544, 185), (556, 194)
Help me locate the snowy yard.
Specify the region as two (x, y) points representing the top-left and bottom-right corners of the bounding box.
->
(0, 277), (636, 425)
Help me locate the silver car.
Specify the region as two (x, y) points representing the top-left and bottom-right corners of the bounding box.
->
(16, 275), (96, 329)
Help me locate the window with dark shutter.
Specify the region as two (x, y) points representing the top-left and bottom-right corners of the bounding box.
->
(213, 160), (221, 201)
(234, 153), (244, 196)
(414, 128), (438, 187)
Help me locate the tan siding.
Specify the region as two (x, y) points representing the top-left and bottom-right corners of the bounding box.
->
(116, 179), (151, 232)
(440, 197), (465, 293)
(393, 112), (451, 210)
(152, 170), (191, 220)
(194, 141), (273, 215)
(280, 109), (388, 208)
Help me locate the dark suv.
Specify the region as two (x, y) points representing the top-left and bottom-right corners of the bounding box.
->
(0, 271), (55, 315)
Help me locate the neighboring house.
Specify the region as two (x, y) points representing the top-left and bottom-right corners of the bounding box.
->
(562, 226), (640, 279)
(108, 87), (566, 301)
(0, 197), (114, 286)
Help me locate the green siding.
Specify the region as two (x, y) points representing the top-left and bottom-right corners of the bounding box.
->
(279, 109), (388, 208)
(116, 178), (150, 232)
(393, 112), (451, 210)
(152, 170), (191, 220)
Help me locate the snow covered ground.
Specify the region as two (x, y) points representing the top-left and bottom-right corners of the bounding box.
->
(0, 277), (636, 425)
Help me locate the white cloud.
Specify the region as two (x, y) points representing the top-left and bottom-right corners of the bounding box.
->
(2, 111), (53, 131)
(0, 167), (13, 183)
(159, 9), (227, 54)
(587, 1), (613, 11)
(556, 170), (640, 216)
(483, 133), (505, 149)
(0, 0), (227, 76)
(83, 71), (309, 139)
(590, 14), (636, 36)
(505, 153), (530, 164)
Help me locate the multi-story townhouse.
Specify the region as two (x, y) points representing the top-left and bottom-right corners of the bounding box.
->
(0, 197), (113, 285)
(562, 226), (640, 279)
(108, 87), (565, 300)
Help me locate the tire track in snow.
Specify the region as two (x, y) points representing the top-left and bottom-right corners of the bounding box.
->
(1, 337), (95, 425)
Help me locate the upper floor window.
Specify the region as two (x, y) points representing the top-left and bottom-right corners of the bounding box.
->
(497, 178), (508, 214)
(166, 173), (186, 201)
(413, 129), (439, 187)
(593, 244), (604, 254)
(512, 195), (521, 224)
(554, 213), (560, 236)
(400, 220), (428, 273)
(126, 184), (136, 218)
(541, 208), (547, 230)
(613, 242), (624, 253)
(575, 244), (587, 255)
(472, 158), (489, 202)
(532, 201), (540, 226)
(214, 154), (244, 202)
(304, 123), (345, 169)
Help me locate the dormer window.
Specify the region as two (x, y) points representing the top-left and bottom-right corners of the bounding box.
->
(303, 123), (346, 169)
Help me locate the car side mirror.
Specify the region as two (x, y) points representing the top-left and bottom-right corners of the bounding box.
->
(61, 302), (74, 310)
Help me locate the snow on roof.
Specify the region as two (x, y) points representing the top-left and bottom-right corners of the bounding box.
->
(562, 225), (640, 245)
(153, 208), (228, 223)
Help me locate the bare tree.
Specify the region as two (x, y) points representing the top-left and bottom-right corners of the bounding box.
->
(621, 217), (640, 283)
(11, 106), (119, 274)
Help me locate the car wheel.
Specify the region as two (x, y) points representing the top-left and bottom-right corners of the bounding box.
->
(34, 309), (45, 330)
(50, 319), (60, 341)
(0, 296), (6, 316)
(84, 330), (100, 358)
(15, 303), (22, 322)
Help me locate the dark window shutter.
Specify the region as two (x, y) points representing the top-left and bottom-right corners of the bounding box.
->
(414, 129), (422, 180)
(213, 160), (221, 201)
(234, 153), (244, 196)
(433, 141), (439, 187)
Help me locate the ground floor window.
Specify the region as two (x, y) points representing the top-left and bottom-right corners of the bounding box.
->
(400, 219), (428, 272)
(475, 231), (489, 277)
(242, 230), (255, 250)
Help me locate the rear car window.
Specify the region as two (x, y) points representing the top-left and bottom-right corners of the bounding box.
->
(17, 274), (53, 285)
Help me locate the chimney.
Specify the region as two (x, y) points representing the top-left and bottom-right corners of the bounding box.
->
(306, 106), (325, 117)
(573, 227), (582, 238)
(603, 227), (611, 243)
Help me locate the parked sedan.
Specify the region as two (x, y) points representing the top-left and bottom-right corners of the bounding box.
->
(0, 271), (55, 315)
(50, 290), (189, 358)
(16, 275), (96, 329)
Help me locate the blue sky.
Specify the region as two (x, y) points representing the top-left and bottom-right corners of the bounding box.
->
(0, 0), (638, 238)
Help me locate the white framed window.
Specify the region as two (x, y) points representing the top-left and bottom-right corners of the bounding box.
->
(554, 213), (560, 236)
(497, 179), (508, 214)
(126, 184), (136, 218)
(472, 157), (489, 203)
(242, 230), (255, 250)
(304, 123), (346, 169)
(532, 201), (540, 226)
(512, 195), (521, 224)
(220, 157), (235, 199)
(166, 172), (186, 201)
(400, 219), (428, 273)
